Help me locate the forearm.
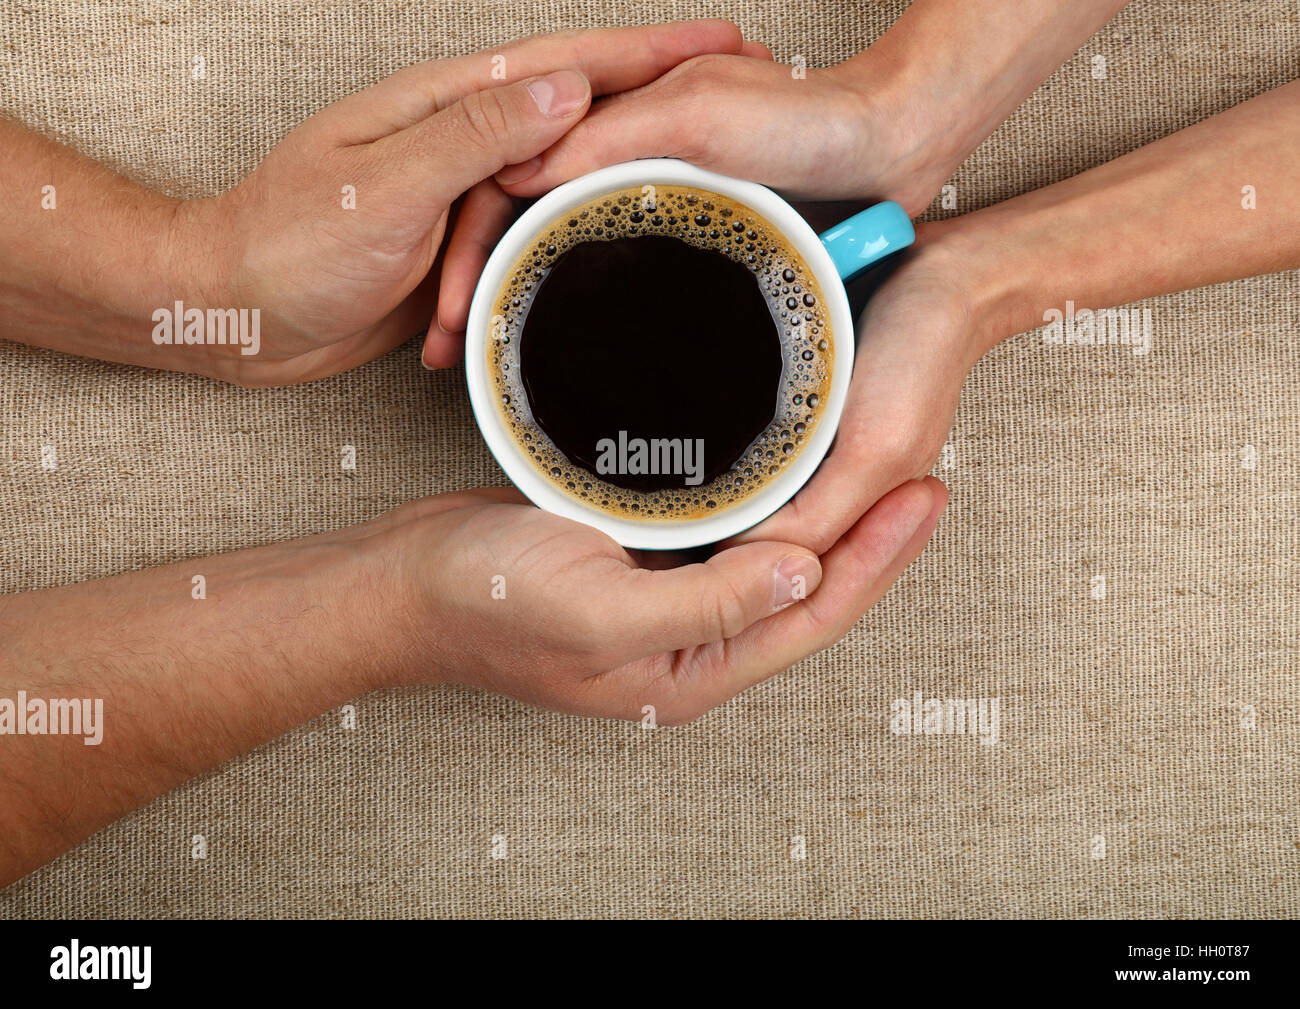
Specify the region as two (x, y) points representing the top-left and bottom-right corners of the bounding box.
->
(934, 80), (1300, 351)
(844, 0), (1129, 203)
(0, 523), (402, 885)
(0, 118), (224, 373)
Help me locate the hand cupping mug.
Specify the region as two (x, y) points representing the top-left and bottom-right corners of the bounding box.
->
(465, 159), (913, 549)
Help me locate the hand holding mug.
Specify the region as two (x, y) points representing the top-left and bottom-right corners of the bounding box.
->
(379, 479), (946, 723)
(735, 231), (982, 555)
(462, 159), (914, 549)
(170, 22), (756, 386)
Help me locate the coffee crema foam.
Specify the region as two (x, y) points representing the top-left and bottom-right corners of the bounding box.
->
(488, 184), (833, 521)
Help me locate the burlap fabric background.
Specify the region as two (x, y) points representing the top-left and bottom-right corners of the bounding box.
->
(1, 0), (1296, 919)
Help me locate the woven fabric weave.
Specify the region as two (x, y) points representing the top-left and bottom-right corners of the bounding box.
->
(0, 0), (1296, 918)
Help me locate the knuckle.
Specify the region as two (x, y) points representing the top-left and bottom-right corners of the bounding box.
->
(660, 63), (712, 102)
(705, 572), (750, 642)
(633, 659), (709, 727)
(385, 496), (443, 525)
(674, 52), (729, 83)
(455, 89), (511, 149)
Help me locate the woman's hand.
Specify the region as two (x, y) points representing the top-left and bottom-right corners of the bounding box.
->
(424, 53), (930, 365)
(732, 230), (985, 556)
(428, 0), (1136, 367)
(491, 54), (931, 204)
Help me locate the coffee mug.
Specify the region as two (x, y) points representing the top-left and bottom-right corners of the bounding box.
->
(465, 158), (914, 549)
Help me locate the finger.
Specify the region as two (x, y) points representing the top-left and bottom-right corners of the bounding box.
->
(421, 322), (461, 370)
(732, 300), (964, 553)
(671, 478), (947, 715)
(375, 69), (592, 211)
(424, 180), (516, 368)
(626, 546), (713, 571)
(402, 487), (532, 517)
(447, 486), (531, 507)
(329, 21), (745, 142)
(599, 539), (825, 660)
(740, 41), (774, 59)
(494, 76), (692, 194)
(729, 444), (904, 555)
(774, 477), (947, 655)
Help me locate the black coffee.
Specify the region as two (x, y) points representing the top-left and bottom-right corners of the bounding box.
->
(487, 185), (833, 521)
(519, 235), (782, 492)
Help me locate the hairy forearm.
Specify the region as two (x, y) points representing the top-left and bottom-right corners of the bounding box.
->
(0, 118), (224, 373)
(932, 80), (1300, 351)
(845, 0), (1130, 196)
(0, 524), (401, 885)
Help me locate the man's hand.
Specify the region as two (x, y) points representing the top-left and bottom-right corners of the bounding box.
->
(378, 480), (945, 722)
(0, 479), (945, 883)
(0, 22), (755, 385)
(192, 22), (754, 386)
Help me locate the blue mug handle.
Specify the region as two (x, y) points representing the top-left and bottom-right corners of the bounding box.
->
(818, 201), (914, 281)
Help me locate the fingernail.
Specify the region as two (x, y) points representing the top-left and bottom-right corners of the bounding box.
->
(526, 69), (588, 118)
(421, 326), (444, 369)
(772, 554), (821, 610)
(495, 156), (542, 186)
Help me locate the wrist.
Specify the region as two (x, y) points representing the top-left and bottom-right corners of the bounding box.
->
(918, 212), (1043, 359)
(89, 192), (216, 365)
(67, 190), (240, 379)
(163, 196), (238, 310)
(155, 194), (252, 381)
(248, 527), (416, 696)
(832, 46), (975, 215)
(366, 502), (457, 689)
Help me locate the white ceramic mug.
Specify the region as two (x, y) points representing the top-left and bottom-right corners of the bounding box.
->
(465, 158), (913, 550)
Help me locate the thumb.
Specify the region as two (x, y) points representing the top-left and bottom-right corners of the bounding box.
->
(494, 75), (686, 195)
(606, 541), (824, 660)
(382, 69), (591, 208)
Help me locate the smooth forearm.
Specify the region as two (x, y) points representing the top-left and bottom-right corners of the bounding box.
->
(0, 522), (404, 884)
(931, 80), (1300, 352)
(842, 0), (1129, 201)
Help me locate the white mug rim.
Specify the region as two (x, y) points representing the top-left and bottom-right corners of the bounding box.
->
(464, 158), (855, 550)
